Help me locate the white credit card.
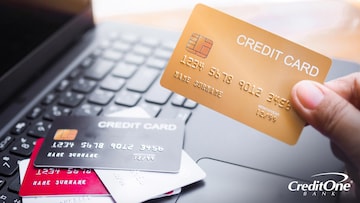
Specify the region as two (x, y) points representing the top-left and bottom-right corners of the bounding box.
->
(95, 151), (206, 203)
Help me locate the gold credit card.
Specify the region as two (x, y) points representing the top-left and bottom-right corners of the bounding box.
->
(160, 4), (331, 145)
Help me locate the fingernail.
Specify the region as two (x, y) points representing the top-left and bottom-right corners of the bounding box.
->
(295, 81), (324, 109)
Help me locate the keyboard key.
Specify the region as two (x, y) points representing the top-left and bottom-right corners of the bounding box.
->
(161, 40), (177, 50)
(115, 90), (141, 107)
(91, 48), (103, 58)
(132, 44), (152, 56)
(127, 68), (159, 93)
(68, 68), (82, 79)
(98, 39), (111, 49)
(10, 120), (29, 135)
(41, 93), (57, 105)
(0, 179), (5, 190)
(26, 106), (43, 120)
(43, 105), (71, 121)
(8, 176), (20, 193)
(0, 191), (21, 203)
(120, 34), (138, 43)
(0, 136), (14, 152)
(102, 49), (123, 61)
(56, 79), (71, 92)
(101, 76), (125, 91)
(175, 109), (192, 123)
(72, 78), (97, 93)
(140, 37), (160, 47)
(171, 94), (186, 106)
(153, 48), (173, 59)
(146, 56), (167, 69)
(85, 59), (114, 80)
(145, 79), (172, 105)
(139, 103), (161, 117)
(112, 40), (131, 52)
(73, 104), (102, 116)
(88, 89), (115, 105)
(112, 62), (137, 78)
(58, 91), (85, 107)
(27, 120), (52, 138)
(10, 136), (36, 157)
(0, 155), (19, 176)
(184, 99), (198, 109)
(123, 53), (146, 65)
(80, 57), (94, 68)
(102, 104), (127, 116)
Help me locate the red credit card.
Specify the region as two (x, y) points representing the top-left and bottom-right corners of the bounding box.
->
(19, 138), (109, 197)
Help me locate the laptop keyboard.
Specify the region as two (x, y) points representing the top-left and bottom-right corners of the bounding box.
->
(0, 31), (197, 202)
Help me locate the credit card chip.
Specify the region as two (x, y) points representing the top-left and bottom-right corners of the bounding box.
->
(186, 33), (213, 58)
(53, 129), (78, 140)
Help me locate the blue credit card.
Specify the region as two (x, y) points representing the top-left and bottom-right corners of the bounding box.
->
(34, 117), (185, 173)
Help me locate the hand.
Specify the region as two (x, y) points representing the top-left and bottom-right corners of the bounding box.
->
(291, 72), (360, 200)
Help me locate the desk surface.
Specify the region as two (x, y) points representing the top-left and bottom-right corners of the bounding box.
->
(95, 0), (360, 64)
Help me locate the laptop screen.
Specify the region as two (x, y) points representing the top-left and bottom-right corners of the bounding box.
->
(0, 0), (93, 106)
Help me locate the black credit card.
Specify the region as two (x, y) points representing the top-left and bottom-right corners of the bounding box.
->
(34, 117), (185, 173)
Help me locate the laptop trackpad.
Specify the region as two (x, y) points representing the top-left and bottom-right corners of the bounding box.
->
(176, 158), (336, 203)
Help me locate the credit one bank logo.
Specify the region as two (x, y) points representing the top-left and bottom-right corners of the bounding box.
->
(288, 172), (352, 197)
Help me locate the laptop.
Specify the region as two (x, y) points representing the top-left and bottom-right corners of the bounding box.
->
(0, 1), (359, 202)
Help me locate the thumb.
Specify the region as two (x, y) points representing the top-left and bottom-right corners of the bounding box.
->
(291, 80), (360, 165)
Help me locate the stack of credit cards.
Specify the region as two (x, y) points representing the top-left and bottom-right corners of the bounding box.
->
(18, 116), (206, 203)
